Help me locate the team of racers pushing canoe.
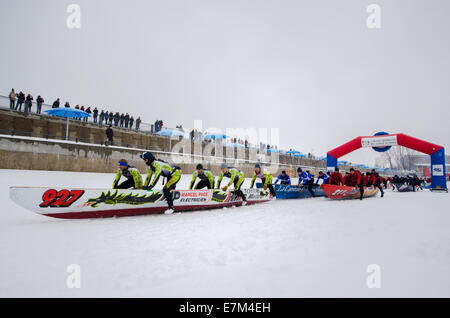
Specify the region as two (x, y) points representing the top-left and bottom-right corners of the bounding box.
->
(112, 151), (387, 212)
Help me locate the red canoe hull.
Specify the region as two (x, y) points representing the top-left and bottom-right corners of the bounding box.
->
(321, 184), (379, 200)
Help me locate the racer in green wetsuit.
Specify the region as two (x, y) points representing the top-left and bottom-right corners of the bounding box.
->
(216, 163), (247, 203)
(140, 152), (181, 213)
(190, 164), (215, 190)
(250, 163), (275, 197)
(112, 159), (143, 189)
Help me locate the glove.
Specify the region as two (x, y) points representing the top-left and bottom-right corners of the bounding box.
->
(263, 184), (268, 190)
(222, 185), (228, 191)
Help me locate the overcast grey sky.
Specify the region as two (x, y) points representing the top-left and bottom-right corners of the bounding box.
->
(1, 0), (449, 165)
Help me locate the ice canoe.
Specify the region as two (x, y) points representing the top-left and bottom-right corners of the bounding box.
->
(9, 187), (272, 219)
(321, 184), (379, 200)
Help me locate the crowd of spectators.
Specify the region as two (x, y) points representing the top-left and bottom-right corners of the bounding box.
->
(7, 88), (286, 153)
(7, 88), (143, 131)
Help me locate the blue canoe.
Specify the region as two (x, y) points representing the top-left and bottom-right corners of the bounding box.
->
(256, 183), (326, 199)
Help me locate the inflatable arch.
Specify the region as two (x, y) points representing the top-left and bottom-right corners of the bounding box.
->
(326, 133), (447, 191)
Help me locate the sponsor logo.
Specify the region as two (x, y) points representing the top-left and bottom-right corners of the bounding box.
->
(178, 191), (209, 198)
(331, 188), (357, 197)
(172, 191), (209, 203)
(86, 190), (162, 208)
(242, 189), (270, 199)
(361, 135), (397, 148)
(432, 165), (444, 176)
(276, 185), (304, 193)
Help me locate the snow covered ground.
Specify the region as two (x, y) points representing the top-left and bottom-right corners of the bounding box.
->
(1, 169), (449, 297)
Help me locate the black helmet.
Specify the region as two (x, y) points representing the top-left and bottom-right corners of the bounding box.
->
(140, 151), (155, 164)
(196, 163), (204, 170)
(297, 168), (302, 173)
(255, 163), (261, 169)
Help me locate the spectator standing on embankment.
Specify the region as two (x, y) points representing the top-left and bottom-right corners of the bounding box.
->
(24, 94), (33, 113)
(108, 111), (114, 125)
(129, 116), (134, 130)
(135, 117), (141, 131)
(36, 96), (44, 114)
(52, 98), (60, 108)
(119, 113), (124, 128)
(125, 113), (130, 128)
(93, 107), (98, 123)
(85, 107), (91, 122)
(9, 89), (16, 110)
(106, 125), (114, 146)
(15, 91), (25, 111)
(99, 110), (104, 125)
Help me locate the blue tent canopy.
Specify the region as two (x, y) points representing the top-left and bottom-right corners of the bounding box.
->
(156, 129), (185, 138)
(44, 108), (90, 140)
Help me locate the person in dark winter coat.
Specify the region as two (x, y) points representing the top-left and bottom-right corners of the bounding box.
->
(119, 113), (125, 128)
(105, 125), (114, 145)
(99, 110), (104, 125)
(52, 98), (60, 109)
(124, 114), (130, 128)
(85, 107), (91, 122)
(93, 108), (98, 123)
(129, 116), (134, 130)
(15, 91), (25, 111)
(24, 94), (33, 113)
(135, 117), (141, 131)
(36, 96), (44, 114)
(108, 111), (114, 125)
(113, 112), (120, 126)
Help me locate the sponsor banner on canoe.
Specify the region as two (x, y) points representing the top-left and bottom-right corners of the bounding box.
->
(361, 135), (398, 148)
(9, 187), (272, 219)
(256, 183), (325, 199)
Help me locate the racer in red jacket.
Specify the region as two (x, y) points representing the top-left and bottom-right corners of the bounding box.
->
(350, 168), (364, 200)
(330, 168), (344, 185)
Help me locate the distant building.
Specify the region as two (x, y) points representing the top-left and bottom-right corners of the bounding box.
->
(404, 154), (450, 177)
